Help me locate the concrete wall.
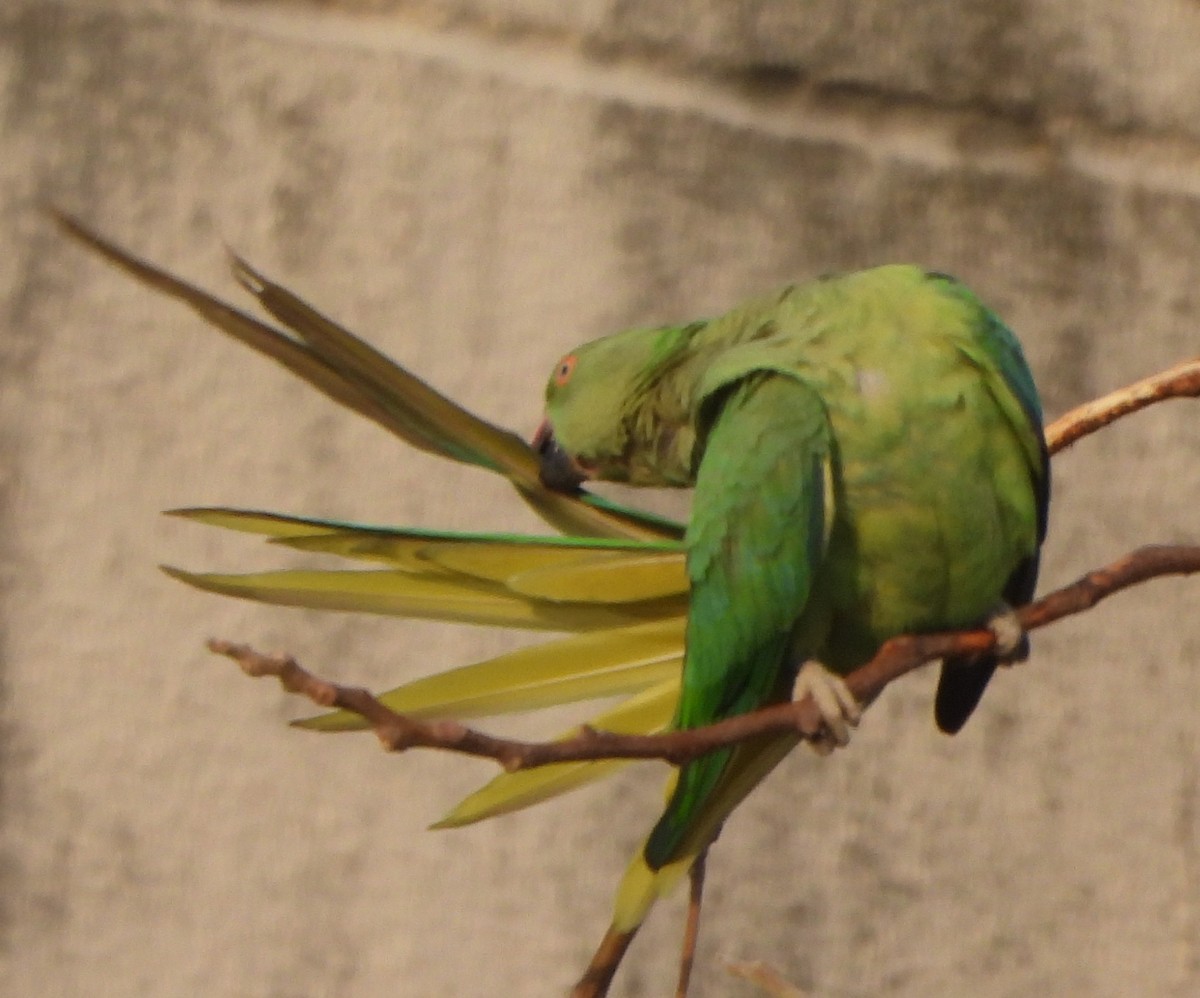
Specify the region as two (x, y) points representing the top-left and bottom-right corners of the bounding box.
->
(3, 2), (1199, 995)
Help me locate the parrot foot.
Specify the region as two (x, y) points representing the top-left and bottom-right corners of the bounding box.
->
(986, 602), (1029, 664)
(791, 660), (861, 755)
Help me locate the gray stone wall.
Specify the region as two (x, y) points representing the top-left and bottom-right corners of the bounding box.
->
(3, 2), (1198, 995)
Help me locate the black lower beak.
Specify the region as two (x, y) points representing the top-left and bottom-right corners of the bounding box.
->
(533, 422), (586, 493)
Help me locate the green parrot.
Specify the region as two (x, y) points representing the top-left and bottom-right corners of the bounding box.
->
(531, 265), (1049, 932)
(56, 215), (1048, 993)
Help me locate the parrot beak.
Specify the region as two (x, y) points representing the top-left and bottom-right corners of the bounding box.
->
(533, 419), (588, 493)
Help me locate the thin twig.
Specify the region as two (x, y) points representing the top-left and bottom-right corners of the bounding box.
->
(676, 849), (708, 998)
(209, 543), (1200, 771)
(569, 925), (639, 998)
(725, 960), (809, 997)
(1044, 356), (1200, 454)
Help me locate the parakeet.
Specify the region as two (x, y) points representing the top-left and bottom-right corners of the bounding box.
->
(532, 265), (1049, 940)
(56, 214), (1048, 995)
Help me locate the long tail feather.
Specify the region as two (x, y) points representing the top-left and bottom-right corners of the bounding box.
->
(229, 254), (539, 480)
(53, 213), (406, 441)
(168, 506), (685, 581)
(431, 680), (679, 826)
(54, 211), (683, 543)
(165, 507), (352, 539)
(161, 565), (685, 630)
(298, 619), (685, 730)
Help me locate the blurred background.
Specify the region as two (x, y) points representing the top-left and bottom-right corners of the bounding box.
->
(3, 2), (1199, 995)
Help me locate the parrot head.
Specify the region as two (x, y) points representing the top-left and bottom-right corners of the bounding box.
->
(534, 322), (703, 492)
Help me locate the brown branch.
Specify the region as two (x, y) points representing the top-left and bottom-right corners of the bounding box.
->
(208, 543), (1200, 771)
(676, 849), (708, 998)
(569, 926), (638, 998)
(1045, 356), (1200, 454)
(206, 638), (555, 771)
(725, 961), (809, 997)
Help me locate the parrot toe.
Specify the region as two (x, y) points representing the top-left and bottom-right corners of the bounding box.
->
(791, 659), (862, 754)
(986, 602), (1029, 664)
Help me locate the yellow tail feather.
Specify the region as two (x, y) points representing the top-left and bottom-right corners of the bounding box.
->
(610, 733), (799, 932)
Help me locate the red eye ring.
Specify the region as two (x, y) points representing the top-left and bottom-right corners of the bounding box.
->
(553, 354), (577, 387)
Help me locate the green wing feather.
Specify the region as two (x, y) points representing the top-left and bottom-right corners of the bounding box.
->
(644, 374), (831, 868)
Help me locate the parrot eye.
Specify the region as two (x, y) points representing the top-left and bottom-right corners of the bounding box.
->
(553, 354), (578, 387)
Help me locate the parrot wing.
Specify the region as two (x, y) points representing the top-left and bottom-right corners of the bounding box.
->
(53, 211), (683, 543)
(161, 563), (687, 631)
(161, 513), (687, 630)
(933, 294), (1050, 733)
(168, 506), (685, 585)
(160, 506), (692, 821)
(643, 372), (832, 869)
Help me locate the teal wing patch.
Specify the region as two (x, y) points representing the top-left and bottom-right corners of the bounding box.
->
(644, 372), (832, 867)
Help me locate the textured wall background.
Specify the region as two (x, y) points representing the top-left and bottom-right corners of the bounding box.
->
(3, 2), (1199, 996)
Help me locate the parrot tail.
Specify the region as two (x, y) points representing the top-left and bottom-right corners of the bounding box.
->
(933, 656), (998, 734)
(573, 733), (800, 994)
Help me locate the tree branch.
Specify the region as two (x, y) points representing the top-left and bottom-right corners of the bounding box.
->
(1044, 356), (1200, 454)
(676, 849), (708, 998)
(209, 542), (1200, 770)
(725, 961), (809, 998)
